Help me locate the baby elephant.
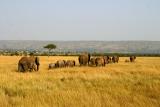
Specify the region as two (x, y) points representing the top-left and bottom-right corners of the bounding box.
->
(95, 57), (105, 66)
(66, 60), (76, 67)
(112, 56), (119, 63)
(48, 63), (57, 69)
(56, 60), (66, 68)
(130, 56), (136, 62)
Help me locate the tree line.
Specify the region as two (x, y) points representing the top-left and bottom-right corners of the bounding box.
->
(0, 43), (160, 57)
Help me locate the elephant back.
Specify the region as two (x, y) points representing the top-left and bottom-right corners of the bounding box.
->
(19, 57), (29, 64)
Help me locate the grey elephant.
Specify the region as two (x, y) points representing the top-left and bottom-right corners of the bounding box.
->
(78, 53), (90, 66)
(112, 56), (119, 63)
(66, 60), (76, 67)
(95, 57), (105, 66)
(56, 60), (66, 68)
(130, 56), (136, 62)
(48, 63), (58, 69)
(18, 56), (40, 72)
(103, 56), (112, 64)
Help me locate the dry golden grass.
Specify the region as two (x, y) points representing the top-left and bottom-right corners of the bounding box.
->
(0, 56), (160, 107)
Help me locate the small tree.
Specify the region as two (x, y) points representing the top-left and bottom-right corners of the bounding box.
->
(44, 44), (56, 57)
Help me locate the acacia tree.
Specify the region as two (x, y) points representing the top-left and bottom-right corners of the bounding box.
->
(43, 44), (56, 57)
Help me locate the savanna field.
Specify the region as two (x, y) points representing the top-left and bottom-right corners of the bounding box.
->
(0, 56), (160, 107)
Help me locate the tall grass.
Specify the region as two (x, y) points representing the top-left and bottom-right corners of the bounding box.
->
(0, 56), (160, 107)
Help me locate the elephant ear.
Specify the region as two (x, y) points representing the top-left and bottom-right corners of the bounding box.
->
(35, 57), (40, 65)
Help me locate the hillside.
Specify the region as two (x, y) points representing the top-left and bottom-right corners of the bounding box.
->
(0, 40), (160, 54)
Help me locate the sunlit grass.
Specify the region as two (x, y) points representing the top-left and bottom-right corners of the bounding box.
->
(0, 56), (160, 107)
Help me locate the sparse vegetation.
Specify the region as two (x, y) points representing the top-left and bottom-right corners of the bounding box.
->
(0, 56), (160, 107)
(44, 44), (57, 57)
(0, 40), (160, 54)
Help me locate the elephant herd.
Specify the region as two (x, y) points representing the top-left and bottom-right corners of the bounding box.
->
(17, 53), (136, 72)
(78, 53), (119, 67)
(48, 60), (76, 69)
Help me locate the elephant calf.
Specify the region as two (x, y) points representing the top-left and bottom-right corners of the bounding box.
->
(48, 63), (57, 69)
(103, 56), (112, 64)
(56, 60), (66, 68)
(66, 60), (76, 67)
(95, 57), (105, 66)
(130, 56), (136, 62)
(112, 56), (119, 63)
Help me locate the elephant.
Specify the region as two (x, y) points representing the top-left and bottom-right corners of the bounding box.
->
(95, 57), (105, 66)
(112, 56), (119, 63)
(56, 60), (66, 68)
(89, 57), (96, 66)
(130, 56), (136, 62)
(66, 60), (76, 67)
(78, 53), (90, 66)
(18, 56), (40, 72)
(48, 63), (58, 69)
(103, 56), (112, 64)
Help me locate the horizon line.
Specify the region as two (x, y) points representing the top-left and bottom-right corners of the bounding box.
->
(0, 39), (160, 42)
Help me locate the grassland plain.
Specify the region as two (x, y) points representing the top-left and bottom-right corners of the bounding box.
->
(0, 56), (160, 107)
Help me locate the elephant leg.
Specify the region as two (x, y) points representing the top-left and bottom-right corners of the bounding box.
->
(33, 64), (37, 71)
(18, 63), (23, 72)
(22, 64), (28, 72)
(19, 63), (27, 72)
(28, 63), (36, 72)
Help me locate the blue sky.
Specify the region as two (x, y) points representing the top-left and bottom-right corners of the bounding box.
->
(0, 0), (160, 41)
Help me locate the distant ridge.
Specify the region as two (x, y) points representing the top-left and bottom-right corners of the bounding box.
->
(0, 40), (160, 54)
